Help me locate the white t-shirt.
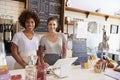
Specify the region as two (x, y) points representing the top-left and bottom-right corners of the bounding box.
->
(12, 31), (40, 54)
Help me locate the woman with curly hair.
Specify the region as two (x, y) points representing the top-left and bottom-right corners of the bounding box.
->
(11, 9), (40, 69)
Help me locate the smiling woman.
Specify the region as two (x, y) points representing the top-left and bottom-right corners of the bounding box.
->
(39, 17), (67, 66)
(11, 9), (41, 69)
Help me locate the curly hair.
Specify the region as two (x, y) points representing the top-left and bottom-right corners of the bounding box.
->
(18, 9), (40, 29)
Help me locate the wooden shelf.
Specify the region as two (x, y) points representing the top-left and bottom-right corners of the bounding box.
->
(65, 21), (74, 25)
(65, 7), (120, 20)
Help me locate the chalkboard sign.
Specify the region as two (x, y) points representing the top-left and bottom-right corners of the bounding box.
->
(72, 39), (88, 65)
(72, 39), (87, 53)
(28, 0), (63, 32)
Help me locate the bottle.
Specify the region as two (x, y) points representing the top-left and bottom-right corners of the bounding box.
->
(37, 64), (47, 80)
(0, 36), (8, 74)
(0, 36), (10, 80)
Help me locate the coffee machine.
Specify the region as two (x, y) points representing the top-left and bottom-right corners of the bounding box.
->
(4, 24), (13, 54)
(0, 15), (13, 55)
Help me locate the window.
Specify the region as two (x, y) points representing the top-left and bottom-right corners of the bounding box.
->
(110, 24), (119, 34)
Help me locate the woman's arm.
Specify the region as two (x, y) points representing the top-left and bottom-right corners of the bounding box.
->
(38, 46), (45, 64)
(62, 42), (67, 58)
(11, 42), (27, 68)
(38, 46), (49, 67)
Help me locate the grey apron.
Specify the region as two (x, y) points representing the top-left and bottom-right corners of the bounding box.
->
(44, 54), (61, 65)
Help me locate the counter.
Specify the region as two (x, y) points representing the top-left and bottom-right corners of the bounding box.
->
(9, 65), (116, 80)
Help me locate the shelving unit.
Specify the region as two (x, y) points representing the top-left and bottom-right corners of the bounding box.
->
(65, 7), (120, 21)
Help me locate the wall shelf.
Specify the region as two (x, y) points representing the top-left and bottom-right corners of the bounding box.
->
(65, 7), (120, 21)
(65, 21), (74, 25)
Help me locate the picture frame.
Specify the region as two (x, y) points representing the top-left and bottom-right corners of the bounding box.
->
(110, 24), (119, 34)
(87, 21), (98, 34)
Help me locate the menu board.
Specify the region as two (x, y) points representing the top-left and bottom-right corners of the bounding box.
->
(28, 0), (62, 32)
(72, 39), (88, 65)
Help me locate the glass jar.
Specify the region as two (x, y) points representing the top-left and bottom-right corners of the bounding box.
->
(25, 65), (37, 80)
(37, 64), (47, 80)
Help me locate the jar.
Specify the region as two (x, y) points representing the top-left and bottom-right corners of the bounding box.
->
(37, 64), (47, 80)
(25, 65), (37, 80)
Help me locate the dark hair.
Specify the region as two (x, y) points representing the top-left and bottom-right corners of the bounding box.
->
(47, 17), (58, 25)
(18, 9), (40, 29)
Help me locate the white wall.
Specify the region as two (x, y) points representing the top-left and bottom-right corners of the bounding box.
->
(64, 11), (120, 53)
(0, 0), (25, 22)
(69, 0), (120, 15)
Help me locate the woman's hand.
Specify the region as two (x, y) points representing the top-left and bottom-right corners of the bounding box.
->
(36, 56), (49, 68)
(42, 62), (49, 68)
